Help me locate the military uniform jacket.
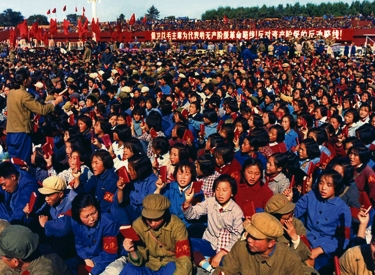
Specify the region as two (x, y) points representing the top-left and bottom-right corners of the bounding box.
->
(130, 214), (192, 275)
(213, 240), (304, 275)
(6, 85), (54, 133)
(339, 244), (374, 275)
(3, 253), (71, 275)
(277, 218), (311, 262)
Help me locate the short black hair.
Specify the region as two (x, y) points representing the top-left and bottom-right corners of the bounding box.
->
(316, 169), (344, 197)
(173, 161), (197, 183)
(0, 162), (19, 179)
(197, 154), (216, 177)
(212, 174), (238, 196)
(128, 154), (153, 180)
(91, 150), (114, 170)
(71, 193), (100, 223)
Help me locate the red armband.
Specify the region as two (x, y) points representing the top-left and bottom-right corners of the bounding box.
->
(103, 192), (114, 203)
(103, 236), (118, 254)
(175, 239), (191, 258)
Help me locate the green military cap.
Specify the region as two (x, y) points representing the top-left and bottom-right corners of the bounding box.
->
(243, 213), (283, 240)
(0, 225), (39, 259)
(265, 194), (295, 215)
(142, 194), (171, 219)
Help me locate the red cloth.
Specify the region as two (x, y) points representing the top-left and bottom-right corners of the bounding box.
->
(63, 19), (70, 37)
(49, 19), (57, 35)
(269, 142), (287, 154)
(234, 181), (273, 211)
(215, 159), (242, 186)
(17, 20), (28, 39)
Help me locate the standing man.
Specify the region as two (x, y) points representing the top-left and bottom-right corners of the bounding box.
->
(6, 68), (62, 164)
(213, 212), (304, 275)
(101, 47), (114, 74)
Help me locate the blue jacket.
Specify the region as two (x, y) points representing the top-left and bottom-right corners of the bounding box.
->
(113, 173), (158, 222)
(161, 181), (204, 228)
(36, 189), (77, 238)
(72, 213), (120, 275)
(284, 129), (299, 151)
(84, 169), (119, 213)
(234, 151), (267, 169)
(0, 170), (40, 223)
(295, 190), (351, 254)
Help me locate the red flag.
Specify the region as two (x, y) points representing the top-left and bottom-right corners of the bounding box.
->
(63, 19), (70, 37)
(83, 18), (89, 32)
(9, 28), (16, 47)
(47, 9), (51, 15)
(49, 18), (57, 35)
(129, 13), (135, 25)
(52, 7), (56, 13)
(78, 18), (83, 37)
(91, 18), (101, 41)
(42, 29), (49, 47)
(141, 16), (147, 24)
(29, 21), (39, 39)
(17, 20), (28, 39)
(75, 7), (77, 12)
(36, 26), (42, 42)
(223, 15), (228, 24)
(63, 5), (66, 12)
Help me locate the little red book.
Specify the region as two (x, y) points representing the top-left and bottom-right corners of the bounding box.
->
(182, 130), (194, 142)
(46, 137), (54, 148)
(192, 181), (203, 194)
(159, 166), (167, 182)
(120, 225), (140, 241)
(117, 166), (131, 184)
(126, 116), (132, 127)
(68, 114), (75, 126)
(149, 128), (158, 138)
(42, 144), (53, 157)
(102, 134), (112, 148)
(29, 192), (37, 213)
(200, 124), (205, 136)
(11, 157), (28, 168)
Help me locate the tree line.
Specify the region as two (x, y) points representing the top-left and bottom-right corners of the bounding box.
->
(201, 1), (375, 20)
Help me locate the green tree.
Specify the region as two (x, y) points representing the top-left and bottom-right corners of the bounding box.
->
(146, 5), (160, 20)
(117, 13), (125, 23)
(0, 9), (24, 26)
(66, 14), (78, 25)
(27, 14), (48, 25)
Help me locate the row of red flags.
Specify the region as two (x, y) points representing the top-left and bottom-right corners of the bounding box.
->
(47, 6), (83, 15)
(9, 13), (146, 45)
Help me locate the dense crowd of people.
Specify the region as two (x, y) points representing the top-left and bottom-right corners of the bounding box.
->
(42, 15), (375, 34)
(0, 34), (374, 275)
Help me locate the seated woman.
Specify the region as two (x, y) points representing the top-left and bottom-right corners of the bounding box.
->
(196, 154), (221, 199)
(268, 124), (287, 154)
(183, 175), (243, 272)
(119, 194), (192, 275)
(214, 144), (242, 185)
(326, 158), (360, 208)
(47, 150), (92, 190)
(234, 135), (267, 168)
(110, 137), (144, 171)
(348, 145), (375, 206)
(112, 154), (157, 224)
(235, 158), (273, 212)
(71, 193), (120, 275)
(286, 170), (352, 273)
(266, 153), (290, 195)
(297, 138), (321, 175)
(79, 150), (119, 213)
(155, 161), (205, 238)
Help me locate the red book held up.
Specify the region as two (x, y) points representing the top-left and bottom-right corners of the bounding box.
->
(149, 128), (158, 138)
(200, 124), (205, 136)
(192, 181), (203, 194)
(46, 137), (54, 148)
(29, 192), (37, 213)
(120, 225), (140, 241)
(11, 157), (28, 168)
(42, 143), (53, 157)
(182, 129), (194, 142)
(102, 134), (112, 148)
(126, 116), (132, 127)
(117, 166), (131, 184)
(159, 166), (167, 182)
